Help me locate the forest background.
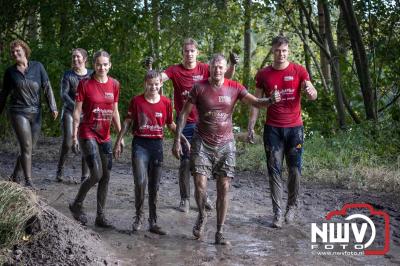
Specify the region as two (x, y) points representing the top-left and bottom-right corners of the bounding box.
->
(0, 0), (399, 192)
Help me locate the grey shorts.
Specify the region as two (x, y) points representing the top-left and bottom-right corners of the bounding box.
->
(190, 135), (236, 178)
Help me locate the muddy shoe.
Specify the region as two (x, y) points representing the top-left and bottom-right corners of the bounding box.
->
(205, 197), (213, 211)
(149, 223), (167, 235)
(132, 216), (144, 232)
(24, 179), (36, 190)
(272, 213), (283, 228)
(285, 208), (296, 224)
(9, 174), (21, 184)
(178, 199), (190, 213)
(55, 168), (64, 182)
(193, 214), (207, 238)
(215, 232), (230, 245)
(95, 215), (113, 228)
(69, 202), (88, 225)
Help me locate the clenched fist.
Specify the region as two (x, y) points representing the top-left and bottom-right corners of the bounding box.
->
(229, 52), (239, 65)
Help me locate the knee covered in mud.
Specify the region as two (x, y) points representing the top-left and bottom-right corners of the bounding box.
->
(153, 159), (163, 168)
(287, 145), (302, 168)
(85, 154), (96, 169)
(106, 153), (112, 170)
(100, 141), (113, 170)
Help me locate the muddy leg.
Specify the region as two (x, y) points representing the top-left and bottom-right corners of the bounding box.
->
(148, 159), (166, 235)
(179, 159), (191, 201)
(56, 112), (73, 180)
(132, 146), (149, 218)
(264, 126), (285, 217)
(81, 156), (89, 182)
(11, 158), (23, 183)
(74, 139), (102, 204)
(216, 176), (230, 233)
(194, 174), (208, 218)
(285, 148), (301, 209)
(192, 173), (208, 238)
(285, 127), (303, 209)
(180, 123), (195, 201)
(148, 159), (161, 222)
(96, 141), (112, 217)
(10, 114), (34, 184)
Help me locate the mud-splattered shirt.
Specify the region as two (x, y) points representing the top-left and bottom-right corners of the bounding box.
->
(255, 62), (309, 127)
(76, 76), (119, 143)
(127, 94), (173, 139)
(61, 69), (93, 112)
(164, 62), (209, 123)
(188, 79), (248, 146)
(0, 61), (57, 114)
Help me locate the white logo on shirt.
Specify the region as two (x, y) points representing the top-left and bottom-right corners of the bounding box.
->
(218, 96), (231, 103)
(104, 92), (114, 99)
(155, 112), (162, 118)
(193, 75), (204, 81)
(284, 76), (294, 81)
(92, 107), (113, 120)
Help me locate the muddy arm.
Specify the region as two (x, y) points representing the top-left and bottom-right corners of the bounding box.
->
(113, 117), (132, 159)
(172, 101), (193, 159)
(60, 73), (75, 108)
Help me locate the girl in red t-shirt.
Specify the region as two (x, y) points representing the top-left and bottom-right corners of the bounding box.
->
(114, 70), (188, 235)
(69, 50), (122, 228)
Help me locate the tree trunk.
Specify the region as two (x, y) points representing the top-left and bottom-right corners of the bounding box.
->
(213, 0), (228, 53)
(27, 2), (39, 43)
(337, 8), (361, 124)
(338, 0), (377, 120)
(322, 1), (346, 128)
(59, 1), (68, 49)
(243, 0), (252, 89)
(144, 0), (154, 59)
(299, 10), (312, 79)
(151, 0), (161, 70)
(39, 2), (56, 45)
(282, 3), (329, 93)
(318, 1), (331, 83)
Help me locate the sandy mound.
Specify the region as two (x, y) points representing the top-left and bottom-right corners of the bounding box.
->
(3, 201), (117, 265)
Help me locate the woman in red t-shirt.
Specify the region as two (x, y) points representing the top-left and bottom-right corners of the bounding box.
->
(113, 70), (188, 235)
(68, 50), (122, 228)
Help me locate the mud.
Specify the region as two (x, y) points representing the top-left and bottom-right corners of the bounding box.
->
(2, 202), (118, 265)
(0, 136), (399, 265)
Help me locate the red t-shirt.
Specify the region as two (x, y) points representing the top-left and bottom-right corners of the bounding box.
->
(255, 62), (310, 127)
(188, 79), (248, 146)
(76, 77), (120, 143)
(127, 94), (173, 139)
(165, 62), (209, 123)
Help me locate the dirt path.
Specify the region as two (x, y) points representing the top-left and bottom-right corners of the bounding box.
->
(1, 137), (399, 265)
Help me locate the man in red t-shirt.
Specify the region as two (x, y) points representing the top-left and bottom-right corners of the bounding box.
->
(172, 54), (280, 245)
(113, 70), (186, 235)
(248, 35), (317, 228)
(147, 38), (239, 213)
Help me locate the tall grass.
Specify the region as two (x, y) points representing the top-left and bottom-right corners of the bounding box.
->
(0, 181), (39, 249)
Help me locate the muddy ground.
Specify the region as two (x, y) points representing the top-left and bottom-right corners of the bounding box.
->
(0, 136), (399, 266)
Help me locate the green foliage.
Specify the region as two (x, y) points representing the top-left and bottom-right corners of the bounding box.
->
(235, 140), (266, 172)
(304, 120), (400, 169)
(235, 119), (400, 192)
(0, 0), (399, 142)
